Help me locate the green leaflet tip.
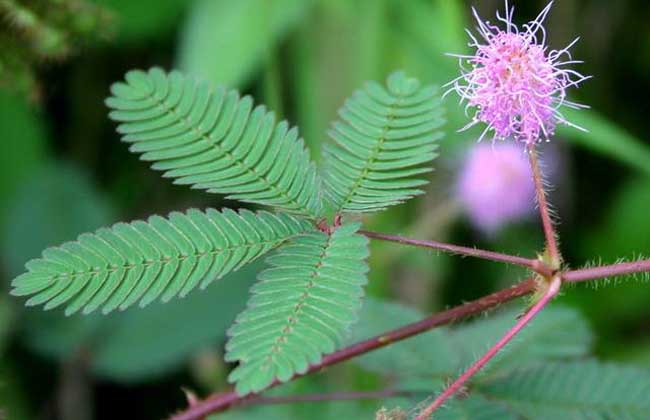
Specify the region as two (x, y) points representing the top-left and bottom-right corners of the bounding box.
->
(387, 71), (420, 96)
(64, 306), (80, 317)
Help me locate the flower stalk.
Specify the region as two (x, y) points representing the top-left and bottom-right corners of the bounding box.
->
(528, 146), (562, 269)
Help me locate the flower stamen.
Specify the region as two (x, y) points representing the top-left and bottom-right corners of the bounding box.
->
(448, 1), (588, 144)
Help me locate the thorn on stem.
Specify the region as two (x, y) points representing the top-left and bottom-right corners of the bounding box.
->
(182, 388), (200, 407)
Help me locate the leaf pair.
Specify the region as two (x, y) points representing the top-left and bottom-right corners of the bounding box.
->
(107, 67), (444, 216)
(11, 67), (445, 395)
(107, 68), (322, 216)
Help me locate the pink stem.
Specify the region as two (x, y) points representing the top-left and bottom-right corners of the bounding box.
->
(528, 147), (561, 266)
(414, 276), (562, 420)
(564, 259), (650, 283)
(360, 230), (552, 276)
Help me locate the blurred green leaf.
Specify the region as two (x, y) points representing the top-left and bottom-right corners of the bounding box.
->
(2, 162), (116, 278)
(177, 0), (311, 88)
(290, 0), (388, 159)
(96, 0), (188, 42)
(0, 92), (47, 212)
(436, 395), (518, 420)
(391, 0), (466, 81)
(2, 161), (116, 360)
(388, 0), (475, 156)
(602, 339), (650, 368)
(349, 299), (592, 381)
(20, 310), (106, 357)
(438, 361), (650, 419)
(348, 298), (458, 377)
(559, 108), (650, 175)
(208, 376), (406, 420)
(211, 402), (373, 420)
(479, 360), (650, 419)
(568, 176), (650, 333)
(210, 405), (294, 420)
(20, 260), (260, 384)
(92, 261), (259, 382)
(450, 305), (593, 375)
(0, 357), (32, 420)
(583, 176), (650, 258)
(0, 297), (14, 353)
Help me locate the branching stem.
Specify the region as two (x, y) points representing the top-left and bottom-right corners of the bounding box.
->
(414, 276), (562, 419)
(169, 252), (650, 420)
(168, 279), (537, 420)
(167, 250), (650, 420)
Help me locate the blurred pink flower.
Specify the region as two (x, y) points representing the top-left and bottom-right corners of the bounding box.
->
(447, 1), (589, 144)
(457, 142), (535, 233)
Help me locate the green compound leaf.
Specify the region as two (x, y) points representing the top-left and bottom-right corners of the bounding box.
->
(480, 360), (650, 419)
(225, 222), (369, 395)
(106, 68), (322, 217)
(321, 71), (445, 213)
(11, 209), (314, 315)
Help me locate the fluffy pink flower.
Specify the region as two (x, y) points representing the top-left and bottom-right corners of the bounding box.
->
(457, 142), (535, 233)
(448, 1), (589, 144)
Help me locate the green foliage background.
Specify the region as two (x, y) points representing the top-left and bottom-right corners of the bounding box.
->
(0, 0), (649, 418)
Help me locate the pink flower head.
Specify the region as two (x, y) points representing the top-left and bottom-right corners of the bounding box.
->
(457, 142), (535, 233)
(448, 1), (590, 144)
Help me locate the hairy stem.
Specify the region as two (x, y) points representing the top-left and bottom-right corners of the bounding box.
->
(528, 147), (561, 267)
(168, 279), (537, 420)
(564, 259), (650, 283)
(361, 230), (553, 276)
(414, 276), (561, 419)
